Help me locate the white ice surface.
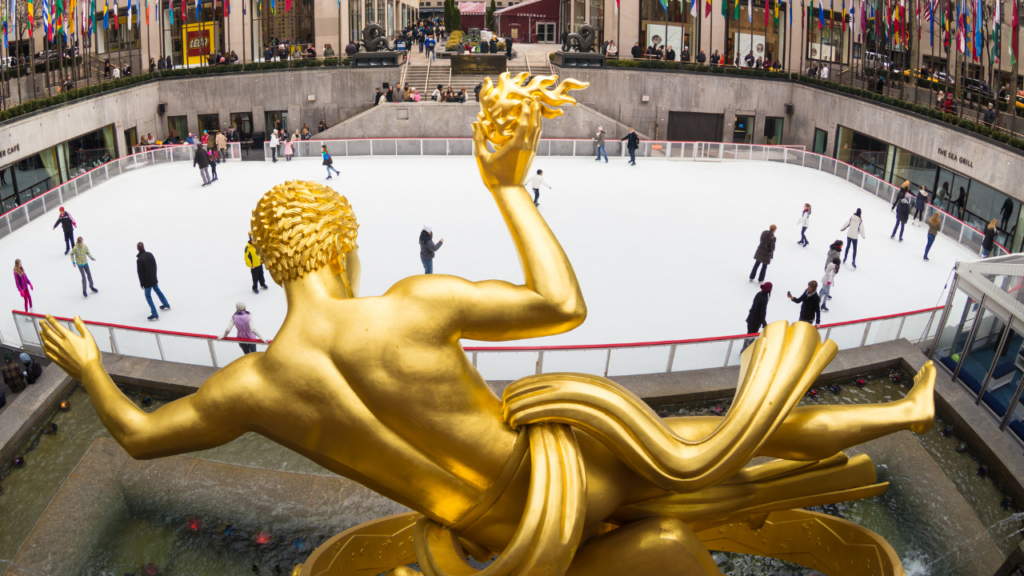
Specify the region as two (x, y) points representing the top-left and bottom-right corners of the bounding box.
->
(0, 156), (970, 348)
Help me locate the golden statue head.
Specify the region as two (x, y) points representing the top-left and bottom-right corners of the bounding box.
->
(250, 181), (360, 294)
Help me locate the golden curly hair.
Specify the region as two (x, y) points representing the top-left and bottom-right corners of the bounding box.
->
(250, 181), (359, 284)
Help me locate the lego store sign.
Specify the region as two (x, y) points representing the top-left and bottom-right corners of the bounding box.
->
(183, 25), (213, 65)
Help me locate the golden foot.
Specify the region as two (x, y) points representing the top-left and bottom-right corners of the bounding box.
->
(905, 361), (937, 434)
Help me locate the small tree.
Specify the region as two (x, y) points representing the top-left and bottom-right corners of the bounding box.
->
(444, 0), (452, 32)
(485, 0), (496, 31)
(453, 0), (463, 32)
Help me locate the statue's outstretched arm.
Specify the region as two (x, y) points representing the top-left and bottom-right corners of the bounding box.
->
(392, 74), (589, 342)
(41, 316), (248, 459)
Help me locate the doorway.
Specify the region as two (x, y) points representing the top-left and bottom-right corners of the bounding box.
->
(124, 127), (138, 151)
(667, 112), (724, 142)
(536, 23), (556, 43)
(813, 128), (828, 155)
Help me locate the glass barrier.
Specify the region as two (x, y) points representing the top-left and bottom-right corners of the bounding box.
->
(826, 323), (870, 350)
(111, 327), (163, 360)
(606, 346), (672, 378)
(541, 349), (608, 375)
(864, 317), (902, 345)
(212, 338), (255, 367)
(159, 333), (217, 367)
(474, 350), (540, 381)
(671, 339), (732, 372)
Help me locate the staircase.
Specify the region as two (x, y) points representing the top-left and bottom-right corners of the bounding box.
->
(404, 63), (432, 95)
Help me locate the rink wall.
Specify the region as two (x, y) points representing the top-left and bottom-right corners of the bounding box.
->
(556, 67), (1024, 204)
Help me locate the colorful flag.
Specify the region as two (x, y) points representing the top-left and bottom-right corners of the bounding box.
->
(748, 0), (752, 22)
(957, 0), (965, 53)
(829, 0), (833, 30)
(720, 0), (725, 19)
(126, 0), (131, 29)
(181, 0), (185, 23)
(991, 0), (999, 64)
(1012, 0), (1019, 65)
(169, 0), (174, 24)
(974, 0), (982, 61)
(705, 0), (711, 17)
(286, 0), (291, 12)
(766, 0), (770, 26)
(195, 0), (200, 22)
(790, 0), (794, 27)
(145, 0), (148, 24)
(225, 0), (229, 16)
(818, 0), (824, 27)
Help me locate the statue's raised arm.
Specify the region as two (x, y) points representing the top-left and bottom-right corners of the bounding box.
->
(390, 73), (591, 342)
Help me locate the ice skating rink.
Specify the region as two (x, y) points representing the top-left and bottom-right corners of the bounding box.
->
(0, 156), (972, 347)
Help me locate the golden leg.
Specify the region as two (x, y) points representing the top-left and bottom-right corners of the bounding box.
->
(663, 361), (937, 463)
(565, 517), (724, 576)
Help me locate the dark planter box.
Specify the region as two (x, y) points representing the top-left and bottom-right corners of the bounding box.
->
(451, 54), (508, 74)
(552, 52), (607, 68)
(351, 51), (404, 67)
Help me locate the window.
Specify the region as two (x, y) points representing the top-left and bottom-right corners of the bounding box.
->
(198, 114), (222, 137)
(574, 0), (585, 31)
(763, 117), (783, 145)
(351, 0), (363, 41)
(167, 116), (188, 144)
(231, 112), (254, 142)
(266, 111), (289, 134)
(727, 0), (786, 67)
(641, 0), (697, 60)
(733, 115), (754, 144)
(835, 125), (888, 180)
(806, 9), (850, 65)
(589, 0), (603, 33)
(813, 128), (827, 155)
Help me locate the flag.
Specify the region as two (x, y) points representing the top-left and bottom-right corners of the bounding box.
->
(169, 0), (173, 24)
(270, 0), (274, 16)
(735, 0), (740, 20)
(830, 0), (833, 30)
(775, 0), (780, 22)
(144, 0), (148, 24)
(790, 0), (794, 27)
(861, 0), (867, 32)
(720, 0), (725, 19)
(974, 0), (982, 61)
(285, 0), (291, 11)
(748, 0), (752, 21)
(1012, 0), (1018, 64)
(126, 0), (131, 29)
(224, 0), (228, 16)
(818, 0), (824, 27)
(929, 0), (933, 43)
(916, 0), (921, 39)
(766, 0), (770, 26)
(957, 0), (965, 53)
(195, 0), (200, 21)
(181, 0), (185, 22)
(992, 0), (999, 64)
(705, 0), (711, 17)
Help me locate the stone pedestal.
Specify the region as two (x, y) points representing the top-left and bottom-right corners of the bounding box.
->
(551, 52), (607, 68)
(350, 51), (404, 67)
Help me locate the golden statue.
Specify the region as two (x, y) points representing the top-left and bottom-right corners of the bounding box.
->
(40, 72), (935, 576)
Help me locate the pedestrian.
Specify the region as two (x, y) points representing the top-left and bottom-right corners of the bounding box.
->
(269, 130), (280, 163)
(53, 207), (77, 254)
(796, 203), (811, 247)
(1, 351), (26, 394)
(983, 219), (999, 258)
(840, 209), (866, 268)
(984, 103), (996, 127)
(749, 225), (776, 283)
(318, 119), (328, 133)
(953, 186), (967, 219)
(284, 135), (294, 162)
(924, 212), (942, 261)
(194, 144), (212, 186)
(136, 242), (171, 321)
(594, 126), (608, 162)
(216, 130), (228, 163)
(528, 169), (551, 207)
(826, 240), (843, 270)
(426, 35), (436, 61)
(200, 130), (209, 147)
(419, 225), (443, 274)
(70, 237), (98, 297)
(13, 259), (33, 312)
(322, 144), (341, 179)
(820, 258), (839, 312)
(912, 187), (928, 225)
(245, 234), (269, 293)
(218, 302), (268, 354)
(19, 353), (42, 384)
(891, 193), (910, 241)
(787, 281), (821, 326)
(621, 128), (640, 165)
(394, 83), (405, 103)
(374, 88), (384, 106)
(891, 180), (910, 211)
(1001, 197), (1014, 230)
(743, 281), (772, 351)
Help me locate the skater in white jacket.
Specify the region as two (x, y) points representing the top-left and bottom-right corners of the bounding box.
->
(840, 209), (866, 268)
(796, 203), (811, 247)
(528, 169), (551, 207)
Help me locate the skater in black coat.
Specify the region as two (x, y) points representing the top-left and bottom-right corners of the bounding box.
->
(891, 195), (911, 241)
(742, 282), (772, 351)
(788, 281), (821, 326)
(53, 207), (77, 254)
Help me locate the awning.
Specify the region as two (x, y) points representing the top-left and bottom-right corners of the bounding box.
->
(459, 2), (486, 14)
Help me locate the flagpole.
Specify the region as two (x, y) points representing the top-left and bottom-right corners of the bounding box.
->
(800, 0), (805, 72)
(1010, 0), (1017, 136)
(788, 0), (792, 72)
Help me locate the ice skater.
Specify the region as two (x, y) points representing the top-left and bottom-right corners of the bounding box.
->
(284, 135), (294, 162)
(218, 302), (268, 355)
(621, 128), (640, 165)
(528, 169), (551, 207)
(13, 259), (33, 312)
(419, 226), (443, 274)
(820, 257), (839, 312)
(246, 234), (269, 293)
(891, 181), (910, 211)
(194, 144), (212, 186)
(270, 130), (280, 163)
(742, 281), (771, 351)
(891, 194), (910, 241)
(983, 219), (999, 258)
(137, 242), (171, 321)
(322, 145), (340, 179)
(840, 209), (866, 269)
(207, 147), (219, 182)
(787, 281), (821, 326)
(594, 126), (608, 162)
(796, 203), (811, 247)
(53, 207), (76, 254)
(825, 240), (843, 270)
(70, 236), (98, 297)
(912, 187), (928, 225)
(924, 212), (942, 261)
(749, 224), (776, 283)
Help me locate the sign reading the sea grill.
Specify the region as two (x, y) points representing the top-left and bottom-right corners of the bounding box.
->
(937, 147), (974, 169)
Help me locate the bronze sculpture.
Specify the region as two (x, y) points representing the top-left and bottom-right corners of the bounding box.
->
(361, 23), (391, 52)
(565, 24), (598, 53)
(40, 72), (934, 576)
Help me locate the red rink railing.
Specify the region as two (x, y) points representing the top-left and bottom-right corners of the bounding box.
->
(11, 307), (942, 379)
